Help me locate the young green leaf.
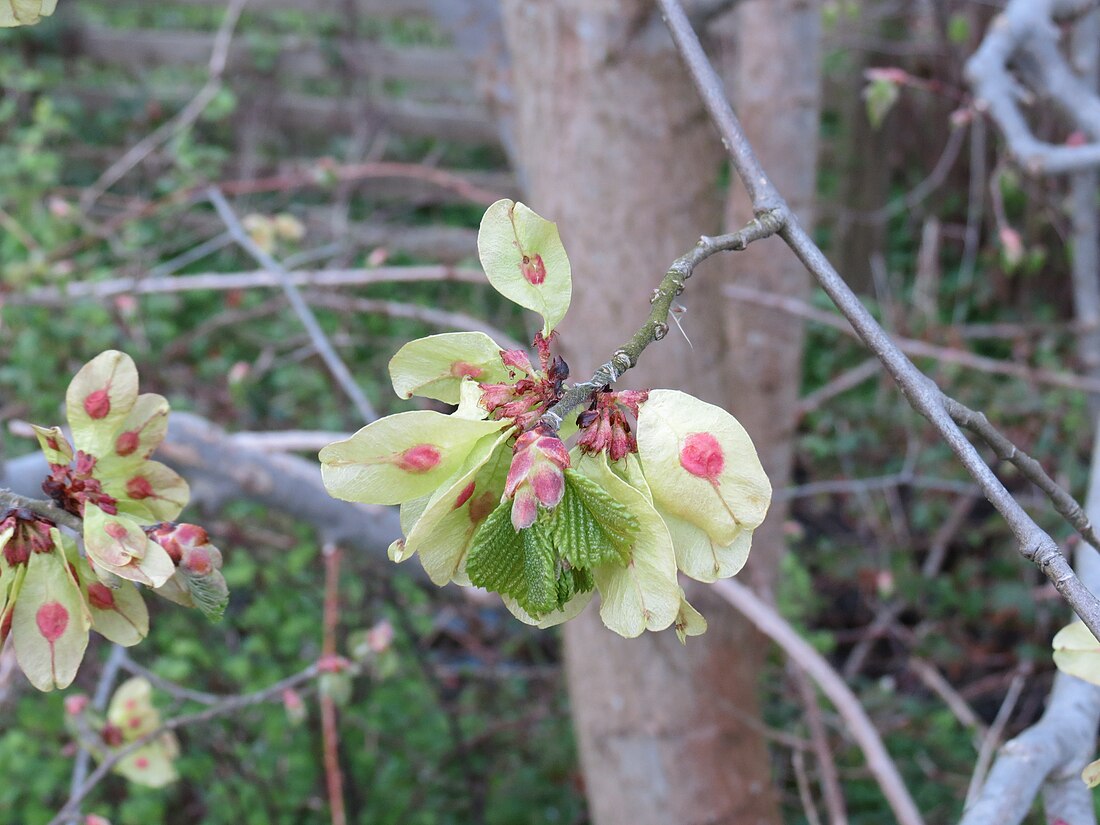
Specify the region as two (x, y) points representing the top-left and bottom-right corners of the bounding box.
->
(637, 389), (771, 547)
(552, 469), (638, 569)
(520, 518), (559, 616)
(575, 453), (680, 637)
(11, 547), (91, 691)
(389, 332), (510, 404)
(466, 499), (569, 616)
(466, 500), (527, 600)
(320, 412), (507, 506)
(477, 199), (572, 336)
(502, 584), (594, 630)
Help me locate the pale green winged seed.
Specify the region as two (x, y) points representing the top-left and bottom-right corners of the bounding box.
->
(11, 546), (90, 691)
(637, 389), (771, 547)
(389, 332), (509, 404)
(575, 453), (679, 637)
(319, 411), (507, 506)
(1052, 621), (1100, 685)
(477, 199), (571, 336)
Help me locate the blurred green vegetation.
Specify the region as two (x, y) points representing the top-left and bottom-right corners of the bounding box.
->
(2, 1), (1098, 823)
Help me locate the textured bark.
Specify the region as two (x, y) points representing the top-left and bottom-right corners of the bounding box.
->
(499, 2), (816, 823)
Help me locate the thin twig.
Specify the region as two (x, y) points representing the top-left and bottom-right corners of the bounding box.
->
(49, 662), (322, 825)
(320, 542), (348, 825)
(725, 285), (1100, 396)
(712, 579), (924, 825)
(7, 266), (485, 306)
(79, 0), (248, 211)
(944, 398), (1100, 552)
(795, 359), (882, 419)
(964, 665), (1030, 808)
(790, 663), (848, 825)
(303, 292), (526, 352)
(0, 489), (83, 532)
(539, 210), (785, 430)
(207, 187), (378, 422)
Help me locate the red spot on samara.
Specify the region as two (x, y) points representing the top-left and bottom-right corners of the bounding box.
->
(450, 361), (483, 380)
(396, 444), (441, 473)
(46, 436), (60, 451)
(126, 476), (154, 500)
(87, 582), (117, 611)
(128, 716), (143, 729)
(184, 547), (212, 575)
(680, 432), (725, 482)
(115, 430), (140, 456)
(134, 756), (150, 770)
(468, 492), (497, 524)
(83, 389), (111, 420)
(519, 253), (547, 285)
(36, 602), (69, 642)
(453, 481), (476, 510)
(105, 522), (129, 541)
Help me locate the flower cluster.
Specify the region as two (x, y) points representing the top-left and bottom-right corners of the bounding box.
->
(66, 677), (180, 788)
(320, 200), (771, 639)
(1, 351), (228, 692)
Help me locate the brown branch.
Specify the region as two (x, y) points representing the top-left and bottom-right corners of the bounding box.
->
(320, 542), (348, 825)
(6, 266), (485, 306)
(78, 0), (248, 212)
(712, 579), (923, 825)
(207, 188), (379, 422)
(48, 662), (323, 825)
(658, 0), (1100, 645)
(966, 0), (1100, 174)
(725, 284), (1100, 396)
(539, 209), (785, 430)
(944, 398), (1100, 553)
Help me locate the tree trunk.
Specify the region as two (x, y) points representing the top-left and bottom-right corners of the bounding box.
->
(499, 2), (817, 822)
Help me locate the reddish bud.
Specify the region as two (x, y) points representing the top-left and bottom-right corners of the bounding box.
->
(366, 619), (395, 653)
(65, 694), (90, 716)
(500, 349), (534, 375)
(318, 654), (351, 673)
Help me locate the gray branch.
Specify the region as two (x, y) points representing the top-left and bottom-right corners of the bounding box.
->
(966, 0), (1100, 173)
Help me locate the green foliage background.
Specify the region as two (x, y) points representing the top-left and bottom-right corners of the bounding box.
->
(1, 2), (1098, 823)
